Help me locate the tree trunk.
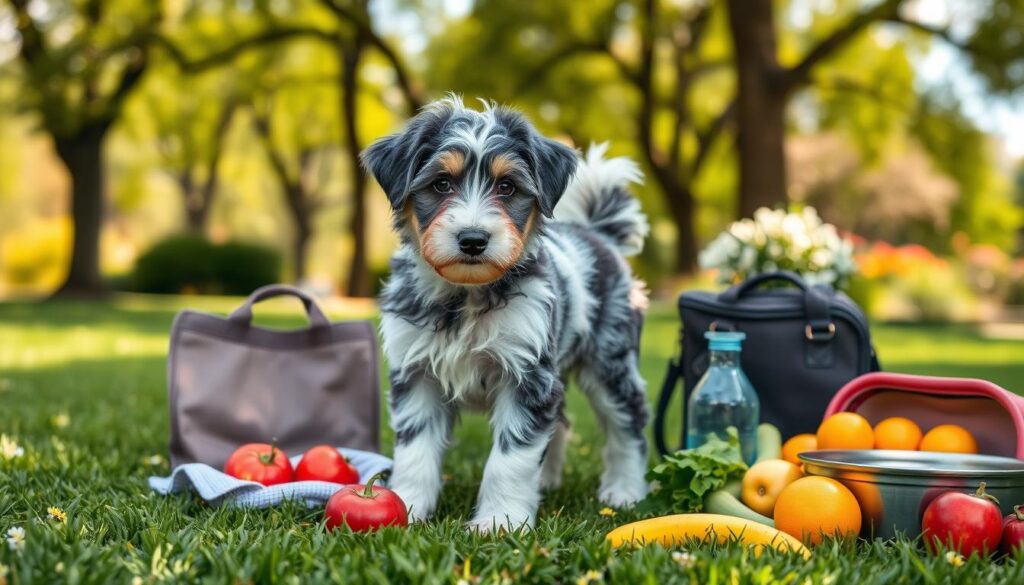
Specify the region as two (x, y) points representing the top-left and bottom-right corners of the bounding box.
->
(647, 163), (699, 274)
(668, 188), (699, 275)
(726, 0), (789, 218)
(340, 36), (372, 298)
(344, 155), (370, 297)
(292, 202), (312, 283)
(178, 172), (208, 234)
(186, 102), (234, 235)
(184, 198), (209, 234)
(53, 123), (109, 297)
(633, 0), (698, 274)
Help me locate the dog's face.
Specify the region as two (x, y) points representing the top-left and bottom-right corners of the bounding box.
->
(362, 97), (578, 285)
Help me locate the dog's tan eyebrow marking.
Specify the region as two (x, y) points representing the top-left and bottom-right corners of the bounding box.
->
(438, 150), (465, 176)
(490, 154), (516, 178)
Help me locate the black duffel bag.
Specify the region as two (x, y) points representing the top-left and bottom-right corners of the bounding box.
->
(653, 271), (880, 456)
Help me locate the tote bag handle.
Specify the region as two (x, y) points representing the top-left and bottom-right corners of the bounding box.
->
(228, 284), (330, 328)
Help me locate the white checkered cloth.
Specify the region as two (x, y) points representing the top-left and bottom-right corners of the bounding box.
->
(148, 448), (393, 508)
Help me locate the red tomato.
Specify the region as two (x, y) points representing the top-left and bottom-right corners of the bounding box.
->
(1002, 505), (1024, 556)
(294, 445), (360, 484)
(223, 443), (293, 486)
(921, 482), (1003, 557)
(325, 473), (408, 532)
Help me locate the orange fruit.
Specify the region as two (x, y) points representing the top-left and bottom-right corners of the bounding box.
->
(919, 424), (978, 454)
(741, 459), (804, 517)
(774, 476), (862, 545)
(816, 412), (874, 450)
(782, 434), (818, 465)
(873, 417), (923, 450)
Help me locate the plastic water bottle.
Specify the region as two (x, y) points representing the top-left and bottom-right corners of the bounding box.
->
(686, 331), (760, 465)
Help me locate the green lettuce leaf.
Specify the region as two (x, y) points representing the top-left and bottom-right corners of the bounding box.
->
(636, 428), (748, 515)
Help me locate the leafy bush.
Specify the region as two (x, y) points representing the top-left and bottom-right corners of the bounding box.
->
(854, 241), (977, 322)
(891, 260), (977, 322)
(214, 241), (282, 296)
(132, 235), (280, 295)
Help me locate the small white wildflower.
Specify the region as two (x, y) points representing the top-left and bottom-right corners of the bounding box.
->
(5, 526), (25, 551)
(0, 435), (24, 460)
(810, 248), (832, 269)
(738, 246), (757, 271)
(945, 551), (964, 567)
(144, 455), (166, 466)
(671, 550), (696, 568)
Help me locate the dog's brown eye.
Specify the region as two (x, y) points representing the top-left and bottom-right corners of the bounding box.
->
(496, 180), (515, 196)
(433, 177), (453, 194)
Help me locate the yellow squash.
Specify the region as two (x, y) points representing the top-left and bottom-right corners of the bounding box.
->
(606, 513), (811, 559)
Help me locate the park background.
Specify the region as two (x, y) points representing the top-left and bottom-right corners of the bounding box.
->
(0, 0), (1022, 319)
(2, 1), (1024, 582)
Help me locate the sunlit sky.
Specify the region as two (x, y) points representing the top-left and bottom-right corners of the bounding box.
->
(374, 0), (1024, 160)
(1, 0), (1021, 158)
(908, 0), (1024, 158)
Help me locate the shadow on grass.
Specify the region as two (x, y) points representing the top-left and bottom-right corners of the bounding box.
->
(0, 299), (331, 336)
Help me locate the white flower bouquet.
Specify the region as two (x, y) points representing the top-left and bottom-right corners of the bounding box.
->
(699, 207), (857, 289)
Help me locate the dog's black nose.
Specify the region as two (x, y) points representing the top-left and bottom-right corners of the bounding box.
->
(457, 229), (490, 256)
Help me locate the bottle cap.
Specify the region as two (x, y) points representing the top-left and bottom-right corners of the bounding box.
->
(705, 331), (746, 351)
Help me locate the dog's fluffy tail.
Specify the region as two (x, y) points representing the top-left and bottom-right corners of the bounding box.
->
(554, 143), (649, 257)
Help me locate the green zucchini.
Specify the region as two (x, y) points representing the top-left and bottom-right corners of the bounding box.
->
(755, 423), (783, 462)
(721, 479), (742, 498)
(703, 489), (775, 527)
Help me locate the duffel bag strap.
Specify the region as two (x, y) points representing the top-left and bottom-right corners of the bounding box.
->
(804, 284), (836, 341)
(654, 353), (685, 457)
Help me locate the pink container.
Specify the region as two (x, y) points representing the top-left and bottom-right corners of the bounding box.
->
(825, 372), (1024, 459)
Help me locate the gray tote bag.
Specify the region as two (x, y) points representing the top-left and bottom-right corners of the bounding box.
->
(167, 284), (380, 469)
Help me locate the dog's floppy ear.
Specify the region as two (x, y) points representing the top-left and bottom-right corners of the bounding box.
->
(361, 132), (417, 211)
(361, 106), (451, 210)
(529, 135), (578, 218)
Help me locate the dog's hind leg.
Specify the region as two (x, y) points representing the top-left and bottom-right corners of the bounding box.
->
(388, 370), (453, 522)
(578, 350), (650, 508)
(540, 415), (569, 490)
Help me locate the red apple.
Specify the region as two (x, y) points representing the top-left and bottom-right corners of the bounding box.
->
(921, 482), (1003, 557)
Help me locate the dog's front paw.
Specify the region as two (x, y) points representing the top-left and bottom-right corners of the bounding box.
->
(598, 477), (649, 509)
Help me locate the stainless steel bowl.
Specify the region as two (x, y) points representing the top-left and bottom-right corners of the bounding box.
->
(799, 450), (1024, 539)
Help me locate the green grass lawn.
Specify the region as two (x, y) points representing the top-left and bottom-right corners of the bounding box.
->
(1, 296), (1023, 583)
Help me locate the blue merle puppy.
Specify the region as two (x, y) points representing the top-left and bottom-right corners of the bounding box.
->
(362, 96), (650, 532)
